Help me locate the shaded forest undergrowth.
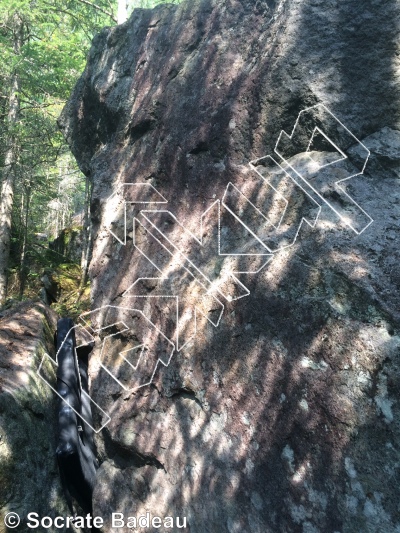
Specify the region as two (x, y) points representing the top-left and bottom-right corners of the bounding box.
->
(3, 223), (91, 320)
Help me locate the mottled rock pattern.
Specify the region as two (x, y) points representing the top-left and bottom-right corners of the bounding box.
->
(49, 226), (83, 265)
(0, 302), (72, 533)
(59, 0), (400, 532)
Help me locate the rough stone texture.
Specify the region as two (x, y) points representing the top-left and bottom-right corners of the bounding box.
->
(0, 301), (72, 533)
(59, 0), (400, 532)
(49, 226), (83, 264)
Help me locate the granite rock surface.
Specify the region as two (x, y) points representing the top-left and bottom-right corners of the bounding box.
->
(59, 0), (400, 531)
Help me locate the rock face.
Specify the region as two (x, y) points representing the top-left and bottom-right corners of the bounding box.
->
(49, 226), (83, 265)
(0, 301), (72, 533)
(59, 0), (400, 532)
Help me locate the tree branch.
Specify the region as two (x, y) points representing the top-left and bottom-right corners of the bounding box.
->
(39, 1), (95, 40)
(75, 0), (117, 22)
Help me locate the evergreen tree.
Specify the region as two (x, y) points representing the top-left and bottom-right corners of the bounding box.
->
(0, 0), (182, 304)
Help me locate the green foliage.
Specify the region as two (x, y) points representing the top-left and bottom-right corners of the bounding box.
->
(51, 263), (91, 319)
(0, 0), (184, 306)
(0, 0), (109, 302)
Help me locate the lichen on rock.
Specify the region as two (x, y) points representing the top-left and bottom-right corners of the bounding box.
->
(58, 0), (400, 531)
(0, 301), (73, 533)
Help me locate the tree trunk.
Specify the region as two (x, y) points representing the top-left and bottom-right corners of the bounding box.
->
(79, 175), (93, 291)
(0, 15), (22, 305)
(18, 185), (31, 299)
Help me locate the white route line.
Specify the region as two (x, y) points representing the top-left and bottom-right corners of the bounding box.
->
(39, 104), (376, 429)
(221, 182), (277, 254)
(139, 207), (251, 302)
(37, 325), (110, 433)
(107, 183), (168, 245)
(274, 103), (373, 235)
(307, 127), (347, 168)
(123, 276), (223, 351)
(131, 215), (226, 313)
(79, 306), (176, 393)
(248, 154), (322, 252)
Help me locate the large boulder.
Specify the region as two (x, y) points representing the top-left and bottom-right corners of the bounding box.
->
(58, 0), (400, 531)
(0, 301), (72, 533)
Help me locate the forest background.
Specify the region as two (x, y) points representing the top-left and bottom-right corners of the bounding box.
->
(0, 0), (179, 312)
